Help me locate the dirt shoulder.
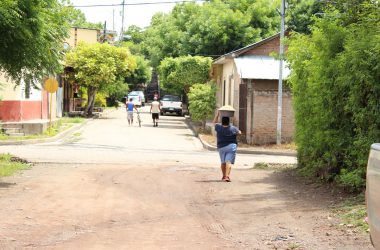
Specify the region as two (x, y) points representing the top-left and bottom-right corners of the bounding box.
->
(0, 162), (371, 249)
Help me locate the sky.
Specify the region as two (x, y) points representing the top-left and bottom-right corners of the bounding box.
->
(69, 0), (179, 34)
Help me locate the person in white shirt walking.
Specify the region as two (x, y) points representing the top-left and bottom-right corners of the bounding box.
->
(150, 97), (161, 127)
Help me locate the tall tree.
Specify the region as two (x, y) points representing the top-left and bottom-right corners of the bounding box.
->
(65, 42), (136, 116)
(0, 0), (70, 87)
(143, 1), (275, 67)
(125, 55), (152, 87)
(216, 0), (281, 38)
(286, 0), (323, 34)
(158, 56), (212, 95)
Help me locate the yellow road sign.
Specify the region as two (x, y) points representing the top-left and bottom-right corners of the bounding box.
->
(44, 78), (59, 93)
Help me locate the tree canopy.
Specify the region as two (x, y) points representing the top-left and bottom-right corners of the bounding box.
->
(286, 0), (323, 34)
(140, 0), (282, 67)
(125, 55), (152, 87)
(65, 42), (136, 116)
(0, 0), (70, 86)
(158, 56), (212, 95)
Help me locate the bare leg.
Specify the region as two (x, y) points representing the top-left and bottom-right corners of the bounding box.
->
(225, 161), (232, 182)
(221, 163), (226, 180)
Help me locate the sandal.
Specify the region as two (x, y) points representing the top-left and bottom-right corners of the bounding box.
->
(225, 176), (231, 182)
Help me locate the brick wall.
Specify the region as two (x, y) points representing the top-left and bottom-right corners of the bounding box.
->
(243, 35), (288, 57)
(247, 38), (279, 56)
(251, 90), (294, 145)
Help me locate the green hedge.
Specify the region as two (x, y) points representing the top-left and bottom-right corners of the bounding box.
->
(287, 1), (380, 191)
(188, 82), (216, 127)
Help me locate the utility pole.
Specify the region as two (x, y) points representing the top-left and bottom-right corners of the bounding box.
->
(120, 0), (125, 41)
(276, 0), (285, 145)
(113, 9), (115, 31)
(103, 21), (107, 43)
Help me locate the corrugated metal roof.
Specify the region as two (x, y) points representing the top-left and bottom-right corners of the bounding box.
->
(234, 56), (291, 80)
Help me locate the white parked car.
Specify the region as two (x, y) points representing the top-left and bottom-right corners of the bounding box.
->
(127, 91), (145, 107)
(160, 95), (183, 116)
(366, 143), (380, 248)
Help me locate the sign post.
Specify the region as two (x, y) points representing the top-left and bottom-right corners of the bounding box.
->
(44, 78), (59, 132)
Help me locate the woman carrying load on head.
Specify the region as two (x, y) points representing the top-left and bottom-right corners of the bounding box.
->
(212, 110), (241, 182)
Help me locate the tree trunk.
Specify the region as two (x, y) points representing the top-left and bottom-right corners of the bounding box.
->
(84, 87), (97, 117)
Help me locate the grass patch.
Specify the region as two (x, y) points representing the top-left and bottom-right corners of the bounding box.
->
(59, 117), (84, 124)
(287, 243), (301, 249)
(333, 193), (368, 232)
(73, 132), (81, 137)
(254, 162), (270, 169)
(0, 154), (30, 177)
(253, 162), (297, 170)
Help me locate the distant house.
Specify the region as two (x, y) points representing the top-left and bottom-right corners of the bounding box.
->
(0, 27), (107, 135)
(212, 33), (294, 145)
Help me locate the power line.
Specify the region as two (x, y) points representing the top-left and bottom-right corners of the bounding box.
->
(71, 0), (205, 8)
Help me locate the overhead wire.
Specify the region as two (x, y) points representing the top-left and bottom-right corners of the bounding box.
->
(71, 0), (205, 8)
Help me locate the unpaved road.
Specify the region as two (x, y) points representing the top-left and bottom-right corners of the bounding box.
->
(0, 107), (372, 249)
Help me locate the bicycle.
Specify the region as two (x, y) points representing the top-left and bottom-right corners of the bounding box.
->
(136, 109), (141, 127)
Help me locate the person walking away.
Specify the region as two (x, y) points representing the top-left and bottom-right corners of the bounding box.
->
(126, 98), (137, 125)
(212, 111), (241, 182)
(150, 97), (161, 127)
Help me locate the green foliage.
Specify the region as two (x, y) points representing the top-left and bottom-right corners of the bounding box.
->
(337, 169), (366, 193)
(0, 154), (30, 177)
(287, 0), (380, 191)
(66, 42), (136, 91)
(286, 0), (323, 34)
(65, 42), (136, 115)
(333, 194), (368, 232)
(142, 1), (278, 67)
(0, 0), (70, 87)
(125, 55), (152, 86)
(94, 92), (107, 107)
(159, 56), (212, 95)
(123, 25), (145, 44)
(81, 90), (107, 107)
(188, 82), (216, 125)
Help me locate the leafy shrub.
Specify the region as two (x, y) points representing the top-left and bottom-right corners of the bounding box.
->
(337, 168), (366, 192)
(287, 1), (380, 192)
(188, 82), (216, 127)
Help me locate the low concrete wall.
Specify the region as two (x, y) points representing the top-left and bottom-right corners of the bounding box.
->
(1, 120), (55, 135)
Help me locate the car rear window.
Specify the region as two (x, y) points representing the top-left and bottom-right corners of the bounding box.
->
(162, 96), (180, 101)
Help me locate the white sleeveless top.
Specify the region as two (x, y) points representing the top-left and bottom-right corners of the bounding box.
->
(151, 101), (160, 113)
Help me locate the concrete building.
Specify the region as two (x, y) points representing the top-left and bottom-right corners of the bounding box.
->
(212, 33), (294, 145)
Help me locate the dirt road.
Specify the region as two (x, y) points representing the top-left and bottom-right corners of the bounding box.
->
(0, 107), (372, 249)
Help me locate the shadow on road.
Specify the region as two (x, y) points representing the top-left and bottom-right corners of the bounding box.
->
(141, 124), (188, 129)
(195, 180), (223, 183)
(0, 182), (16, 189)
